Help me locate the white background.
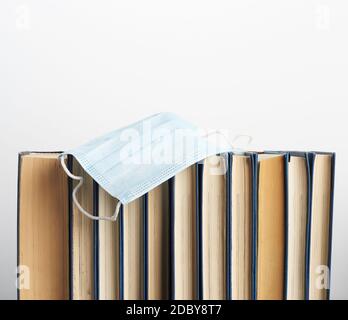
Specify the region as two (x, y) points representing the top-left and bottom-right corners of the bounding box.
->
(0, 1), (347, 299)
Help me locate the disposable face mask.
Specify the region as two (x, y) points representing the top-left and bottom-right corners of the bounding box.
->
(59, 112), (236, 221)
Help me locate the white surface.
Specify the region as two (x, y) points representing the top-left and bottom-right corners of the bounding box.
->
(0, 1), (347, 299)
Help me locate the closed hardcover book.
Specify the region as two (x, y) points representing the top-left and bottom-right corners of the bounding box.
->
(69, 158), (98, 300)
(120, 197), (146, 299)
(256, 153), (286, 300)
(285, 153), (310, 300)
(17, 152), (70, 300)
(170, 164), (199, 300)
(146, 182), (171, 299)
(228, 153), (254, 300)
(199, 155), (228, 300)
(306, 152), (335, 300)
(98, 186), (121, 300)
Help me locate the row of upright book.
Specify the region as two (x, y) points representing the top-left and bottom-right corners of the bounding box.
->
(17, 151), (335, 300)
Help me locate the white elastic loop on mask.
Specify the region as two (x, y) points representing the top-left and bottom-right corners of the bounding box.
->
(203, 130), (252, 153)
(59, 154), (121, 222)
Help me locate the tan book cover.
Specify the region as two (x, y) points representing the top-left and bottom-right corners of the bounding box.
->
(123, 197), (145, 299)
(257, 154), (285, 300)
(309, 154), (332, 300)
(98, 187), (120, 300)
(287, 156), (308, 300)
(18, 153), (69, 300)
(173, 165), (197, 300)
(201, 155), (227, 300)
(231, 154), (252, 300)
(147, 182), (170, 300)
(71, 159), (95, 300)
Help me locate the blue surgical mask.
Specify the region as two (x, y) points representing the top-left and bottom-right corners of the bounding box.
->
(59, 112), (234, 221)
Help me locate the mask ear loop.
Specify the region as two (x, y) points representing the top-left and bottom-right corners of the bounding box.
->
(203, 130), (253, 154)
(58, 154), (121, 222)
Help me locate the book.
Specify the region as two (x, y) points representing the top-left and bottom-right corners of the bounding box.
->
(171, 165), (198, 300)
(98, 186), (120, 300)
(256, 153), (286, 300)
(120, 197), (146, 299)
(70, 158), (98, 300)
(286, 154), (309, 300)
(200, 155), (227, 300)
(307, 153), (335, 300)
(17, 152), (69, 300)
(146, 182), (170, 300)
(230, 154), (253, 300)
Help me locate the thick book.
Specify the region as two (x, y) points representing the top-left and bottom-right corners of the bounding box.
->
(285, 153), (310, 300)
(119, 197), (146, 300)
(199, 155), (228, 300)
(306, 152), (335, 300)
(17, 152), (69, 300)
(256, 153), (286, 300)
(170, 164), (199, 300)
(146, 182), (171, 300)
(98, 186), (121, 300)
(229, 153), (254, 300)
(69, 158), (98, 300)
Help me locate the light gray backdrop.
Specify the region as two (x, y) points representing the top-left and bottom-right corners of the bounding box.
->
(0, 1), (347, 299)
